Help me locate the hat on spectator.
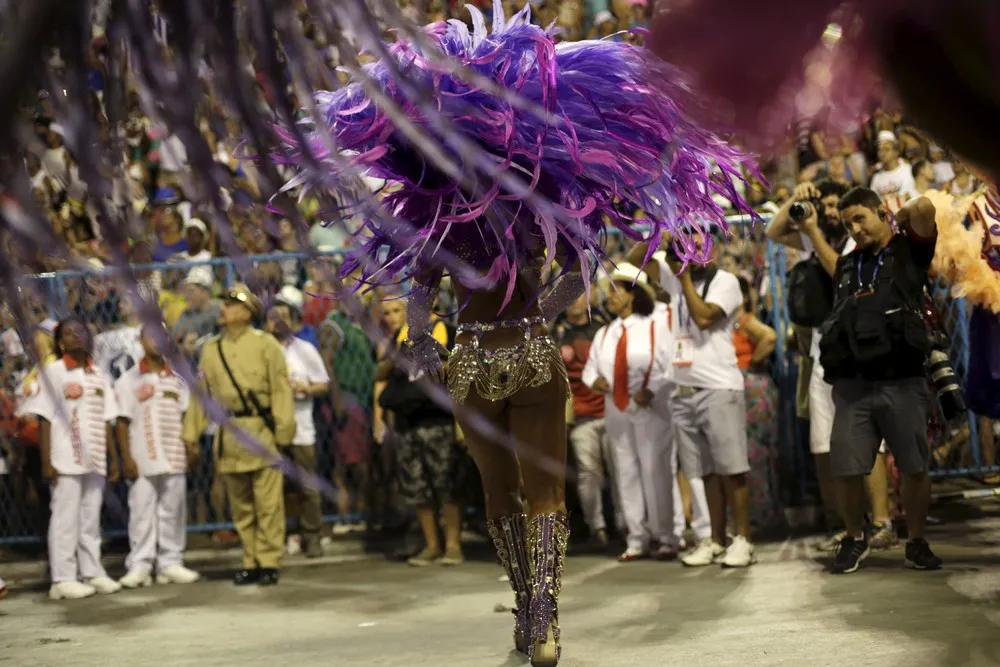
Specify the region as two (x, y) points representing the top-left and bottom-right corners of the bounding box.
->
(153, 187), (180, 206)
(225, 283), (263, 318)
(610, 262), (656, 301)
(184, 218), (208, 235)
(275, 285), (304, 313)
(609, 262), (656, 299)
(594, 10), (614, 26)
(877, 130), (898, 145)
(184, 267), (214, 290)
(37, 318), (58, 336)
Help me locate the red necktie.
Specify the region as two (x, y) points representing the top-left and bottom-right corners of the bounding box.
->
(612, 325), (630, 411)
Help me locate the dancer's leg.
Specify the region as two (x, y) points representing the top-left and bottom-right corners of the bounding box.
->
(508, 374), (569, 667)
(456, 393), (528, 653)
(456, 394), (522, 519)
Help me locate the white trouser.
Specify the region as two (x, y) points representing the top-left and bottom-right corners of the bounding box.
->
(48, 473), (108, 583)
(126, 474), (187, 574)
(653, 389), (711, 542)
(568, 418), (621, 533)
(606, 398), (678, 551)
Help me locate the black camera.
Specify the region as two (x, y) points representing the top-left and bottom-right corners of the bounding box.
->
(788, 198), (823, 226)
(925, 331), (966, 422)
(663, 241), (682, 265)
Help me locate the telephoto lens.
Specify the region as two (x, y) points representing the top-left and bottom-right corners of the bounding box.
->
(788, 201), (812, 223)
(925, 349), (967, 421)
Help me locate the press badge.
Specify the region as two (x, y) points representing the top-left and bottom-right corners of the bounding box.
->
(673, 337), (694, 367)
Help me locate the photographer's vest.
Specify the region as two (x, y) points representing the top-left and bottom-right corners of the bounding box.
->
(819, 235), (931, 382)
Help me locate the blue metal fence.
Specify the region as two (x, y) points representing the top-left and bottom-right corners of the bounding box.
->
(1, 230), (997, 546)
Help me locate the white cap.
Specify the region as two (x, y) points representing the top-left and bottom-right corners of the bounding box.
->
(184, 267), (214, 289)
(609, 262), (655, 299)
(37, 318), (58, 335)
(594, 10), (614, 26)
(184, 218), (207, 235)
(877, 130), (897, 145)
(276, 285), (304, 312)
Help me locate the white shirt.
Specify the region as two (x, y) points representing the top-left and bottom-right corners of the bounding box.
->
(113, 359), (191, 476)
(282, 337), (329, 445)
(1, 328), (24, 358)
(654, 262), (744, 391)
(799, 233), (857, 361)
(581, 312), (673, 413)
(158, 134), (189, 173)
(20, 358), (118, 476)
(932, 161), (954, 188)
(92, 326), (143, 382)
(870, 162), (916, 212)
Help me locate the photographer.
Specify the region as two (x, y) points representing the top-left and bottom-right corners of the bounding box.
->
(627, 234), (755, 568)
(767, 180), (897, 553)
(819, 188), (941, 574)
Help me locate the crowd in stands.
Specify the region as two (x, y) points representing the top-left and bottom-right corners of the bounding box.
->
(1, 0), (998, 585)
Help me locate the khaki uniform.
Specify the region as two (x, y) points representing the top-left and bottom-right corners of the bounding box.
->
(183, 328), (296, 570)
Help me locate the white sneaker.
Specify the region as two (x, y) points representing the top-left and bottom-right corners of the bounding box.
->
(119, 569), (153, 589)
(680, 538), (726, 567)
(49, 581), (97, 600)
(157, 564), (200, 585)
(86, 576), (123, 594)
(719, 536), (757, 568)
(286, 535), (302, 556)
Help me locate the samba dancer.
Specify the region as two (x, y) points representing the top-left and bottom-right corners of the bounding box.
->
(275, 4), (757, 665)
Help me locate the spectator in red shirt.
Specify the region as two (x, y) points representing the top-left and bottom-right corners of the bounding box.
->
(551, 293), (616, 547)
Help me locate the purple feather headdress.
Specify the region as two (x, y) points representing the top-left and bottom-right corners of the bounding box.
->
(273, 1), (761, 302)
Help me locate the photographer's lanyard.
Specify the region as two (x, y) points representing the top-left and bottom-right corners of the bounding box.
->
(855, 238), (893, 297)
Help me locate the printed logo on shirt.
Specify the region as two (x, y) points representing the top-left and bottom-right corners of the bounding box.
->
(64, 382), (83, 400)
(163, 390), (181, 402)
(108, 352), (136, 381)
(138, 383), (156, 402)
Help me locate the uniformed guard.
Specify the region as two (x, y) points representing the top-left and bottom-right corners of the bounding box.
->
(182, 283), (296, 586)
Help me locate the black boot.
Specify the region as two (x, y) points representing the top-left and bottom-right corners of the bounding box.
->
(233, 568), (261, 586)
(258, 568), (280, 586)
(486, 513), (532, 654)
(527, 512), (569, 667)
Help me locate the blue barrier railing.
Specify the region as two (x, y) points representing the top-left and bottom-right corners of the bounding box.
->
(1, 228), (997, 546)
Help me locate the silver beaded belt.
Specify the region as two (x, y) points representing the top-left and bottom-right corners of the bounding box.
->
(448, 317), (567, 403)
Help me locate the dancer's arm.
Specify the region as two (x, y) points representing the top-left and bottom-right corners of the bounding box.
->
(540, 270), (586, 322)
(896, 196), (937, 241)
(405, 272), (446, 381)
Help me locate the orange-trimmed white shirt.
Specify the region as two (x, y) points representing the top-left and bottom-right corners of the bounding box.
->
(113, 357), (191, 476)
(20, 356), (118, 476)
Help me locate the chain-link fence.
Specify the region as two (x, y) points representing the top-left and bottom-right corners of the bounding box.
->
(1, 234), (998, 545)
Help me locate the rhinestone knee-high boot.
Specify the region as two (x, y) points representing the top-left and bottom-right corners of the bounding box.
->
(526, 511), (569, 667)
(487, 513), (532, 654)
